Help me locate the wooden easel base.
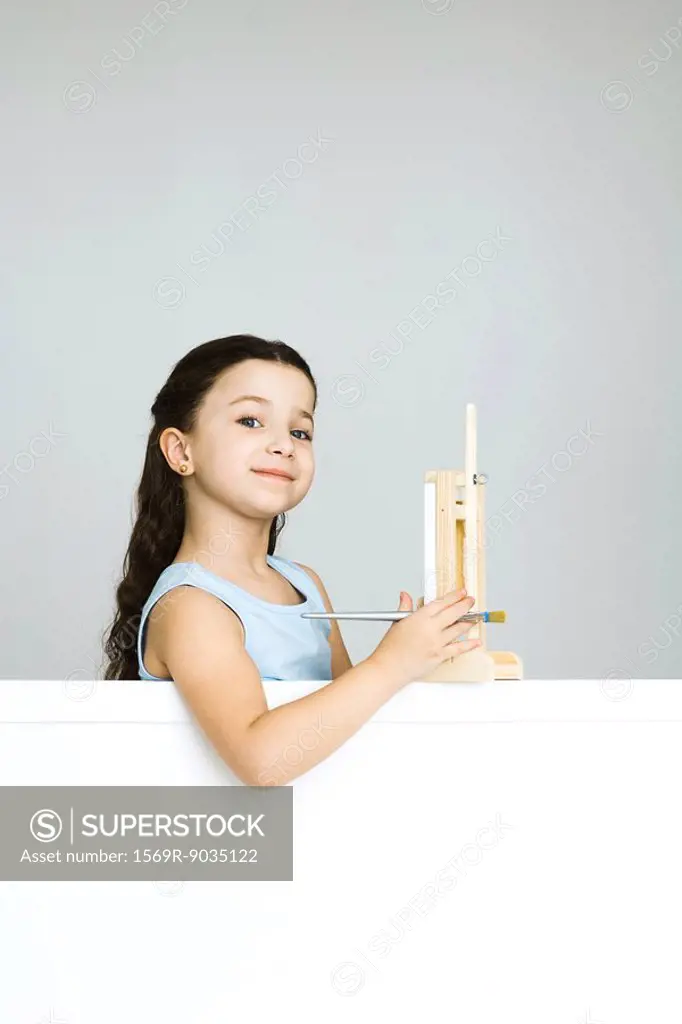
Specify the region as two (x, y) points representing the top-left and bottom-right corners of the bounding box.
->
(490, 651), (524, 680)
(421, 650), (523, 682)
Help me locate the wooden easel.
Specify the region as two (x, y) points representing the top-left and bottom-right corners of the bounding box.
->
(419, 404), (523, 682)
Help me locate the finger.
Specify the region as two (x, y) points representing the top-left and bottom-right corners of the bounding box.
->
(445, 638), (483, 654)
(443, 617), (477, 641)
(435, 588), (467, 605)
(427, 588), (467, 615)
(435, 595), (476, 624)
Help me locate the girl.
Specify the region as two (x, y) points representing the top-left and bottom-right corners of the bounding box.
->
(103, 334), (480, 784)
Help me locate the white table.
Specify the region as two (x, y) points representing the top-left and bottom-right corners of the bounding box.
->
(1, 678), (681, 1024)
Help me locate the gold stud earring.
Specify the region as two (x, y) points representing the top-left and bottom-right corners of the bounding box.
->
(179, 464), (188, 474)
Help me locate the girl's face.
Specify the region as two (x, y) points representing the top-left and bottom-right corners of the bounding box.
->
(190, 359), (316, 517)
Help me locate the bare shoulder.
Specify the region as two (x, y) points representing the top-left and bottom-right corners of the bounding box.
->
(292, 561), (332, 608)
(292, 561), (353, 677)
(150, 584), (245, 656)
(150, 584), (245, 635)
(144, 584), (245, 677)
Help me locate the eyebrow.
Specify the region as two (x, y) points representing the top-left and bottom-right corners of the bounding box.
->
(228, 394), (314, 425)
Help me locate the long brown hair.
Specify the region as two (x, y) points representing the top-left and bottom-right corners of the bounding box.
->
(102, 334), (318, 679)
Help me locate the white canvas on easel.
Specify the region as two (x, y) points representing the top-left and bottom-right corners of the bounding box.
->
(421, 403), (523, 682)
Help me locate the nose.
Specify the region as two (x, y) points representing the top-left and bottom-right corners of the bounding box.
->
(266, 431), (295, 456)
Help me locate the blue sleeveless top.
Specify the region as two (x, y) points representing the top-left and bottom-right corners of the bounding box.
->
(137, 554), (332, 682)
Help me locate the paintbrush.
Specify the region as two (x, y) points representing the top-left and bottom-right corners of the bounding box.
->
(301, 610), (506, 623)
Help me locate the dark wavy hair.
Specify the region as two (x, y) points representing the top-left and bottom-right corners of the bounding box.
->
(102, 334), (318, 680)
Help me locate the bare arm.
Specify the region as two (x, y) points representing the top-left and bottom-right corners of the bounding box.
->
(292, 560), (353, 678)
(156, 586), (409, 786)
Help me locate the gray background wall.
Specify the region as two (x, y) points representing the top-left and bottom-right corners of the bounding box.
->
(1, 0), (680, 680)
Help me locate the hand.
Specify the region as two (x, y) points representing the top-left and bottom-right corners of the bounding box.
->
(369, 588), (481, 683)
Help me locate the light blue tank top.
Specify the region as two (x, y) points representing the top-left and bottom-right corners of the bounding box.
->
(137, 554), (332, 682)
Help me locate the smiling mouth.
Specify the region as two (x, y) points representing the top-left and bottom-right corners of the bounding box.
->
(253, 470), (294, 482)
